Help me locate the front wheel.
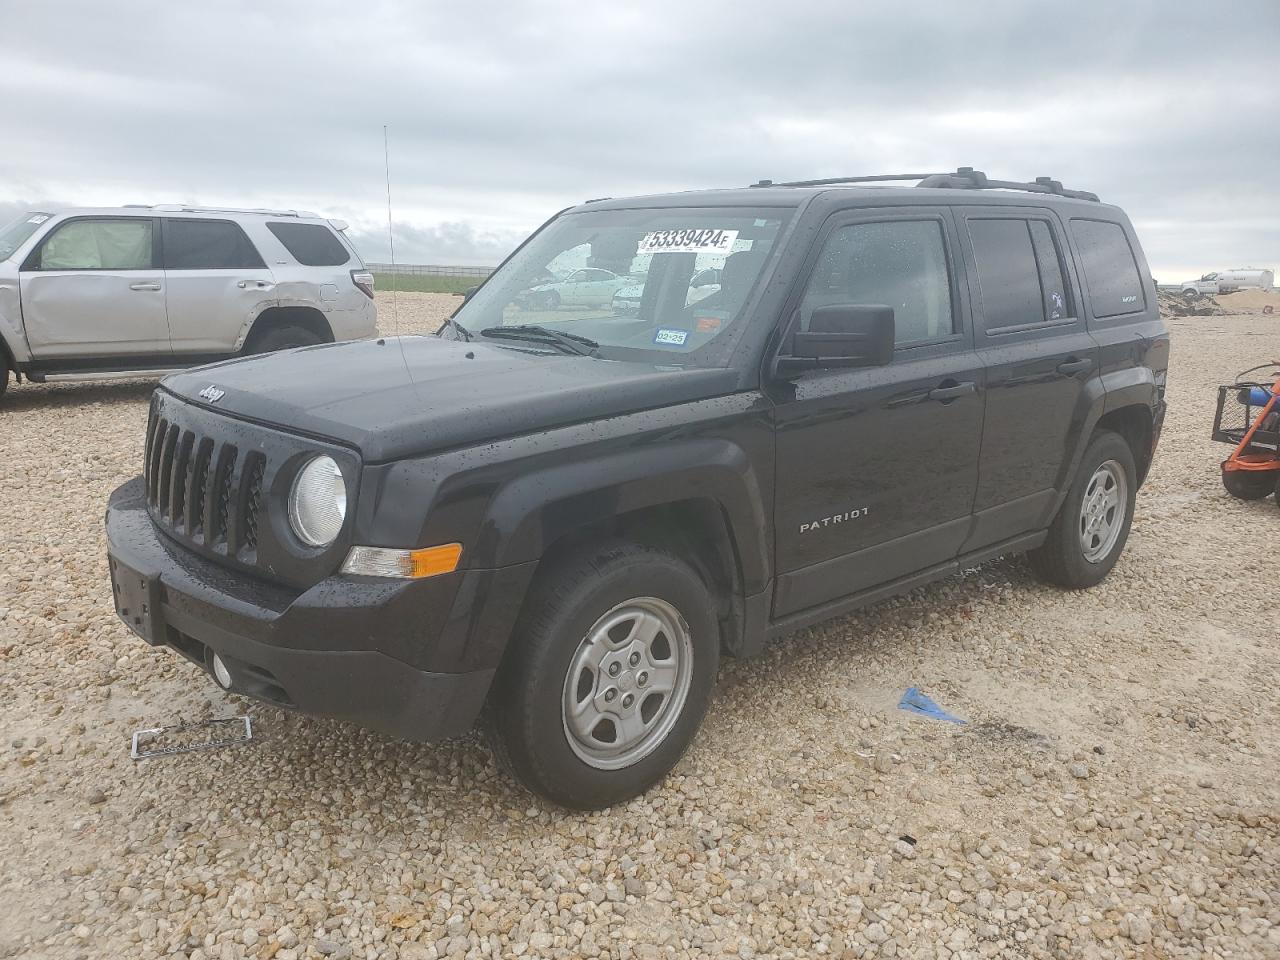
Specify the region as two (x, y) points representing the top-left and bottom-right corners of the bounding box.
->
(1182, 289), (1201, 301)
(1222, 469), (1276, 500)
(486, 541), (719, 809)
(1029, 430), (1137, 589)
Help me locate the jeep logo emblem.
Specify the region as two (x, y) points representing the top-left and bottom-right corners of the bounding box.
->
(198, 385), (225, 403)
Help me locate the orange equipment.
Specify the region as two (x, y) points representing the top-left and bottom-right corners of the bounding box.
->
(1214, 363), (1280, 504)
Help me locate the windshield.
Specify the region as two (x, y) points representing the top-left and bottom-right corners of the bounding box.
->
(452, 206), (794, 366)
(0, 212), (52, 261)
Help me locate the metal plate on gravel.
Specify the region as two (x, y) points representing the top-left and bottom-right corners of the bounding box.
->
(130, 716), (253, 759)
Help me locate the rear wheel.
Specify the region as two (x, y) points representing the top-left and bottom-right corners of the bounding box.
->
(1029, 430), (1137, 589)
(1222, 469), (1276, 500)
(246, 324), (324, 355)
(486, 541), (719, 809)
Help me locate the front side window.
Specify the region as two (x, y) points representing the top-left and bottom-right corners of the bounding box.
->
(266, 222), (350, 266)
(1070, 219), (1145, 318)
(799, 219), (954, 345)
(34, 218), (154, 270)
(165, 219), (265, 270)
(453, 207), (794, 367)
(968, 219), (1044, 330)
(0, 212), (52, 261)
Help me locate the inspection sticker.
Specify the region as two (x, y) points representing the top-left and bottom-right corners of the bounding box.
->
(654, 328), (689, 346)
(27, 214), (49, 224)
(638, 229), (739, 255)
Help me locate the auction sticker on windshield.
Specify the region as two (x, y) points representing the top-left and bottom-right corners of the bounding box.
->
(638, 229), (739, 255)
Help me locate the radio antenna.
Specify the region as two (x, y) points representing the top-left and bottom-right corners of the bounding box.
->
(383, 123), (399, 331)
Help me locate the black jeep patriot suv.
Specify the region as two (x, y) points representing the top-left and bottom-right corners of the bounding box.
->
(106, 169), (1168, 809)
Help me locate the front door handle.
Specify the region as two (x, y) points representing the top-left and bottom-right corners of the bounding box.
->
(1057, 358), (1093, 375)
(928, 381), (976, 402)
(128, 281), (162, 291)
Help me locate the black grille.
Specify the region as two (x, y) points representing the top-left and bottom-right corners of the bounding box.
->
(242, 457), (266, 550)
(140, 392), (357, 589)
(144, 407), (263, 558)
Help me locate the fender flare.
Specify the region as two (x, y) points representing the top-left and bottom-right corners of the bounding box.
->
(1052, 369), (1157, 516)
(477, 437), (772, 595)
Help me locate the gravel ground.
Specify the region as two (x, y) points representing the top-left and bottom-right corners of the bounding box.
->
(1, 297), (1277, 960)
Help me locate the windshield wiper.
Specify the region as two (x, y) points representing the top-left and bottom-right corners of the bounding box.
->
(479, 324), (599, 357)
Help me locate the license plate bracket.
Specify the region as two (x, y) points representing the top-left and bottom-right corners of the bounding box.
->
(109, 555), (164, 645)
(130, 716), (254, 759)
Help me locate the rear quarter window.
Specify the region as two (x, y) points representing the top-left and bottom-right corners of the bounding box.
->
(266, 222), (350, 267)
(1070, 219), (1145, 318)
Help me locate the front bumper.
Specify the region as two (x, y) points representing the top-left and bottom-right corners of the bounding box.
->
(105, 478), (532, 741)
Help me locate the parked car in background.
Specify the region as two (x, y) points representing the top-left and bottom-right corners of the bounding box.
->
(514, 267), (634, 310)
(1179, 268), (1274, 299)
(0, 206), (377, 402)
(612, 267), (722, 315)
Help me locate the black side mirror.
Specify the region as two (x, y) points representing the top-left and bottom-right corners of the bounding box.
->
(462, 285), (479, 302)
(777, 304), (895, 374)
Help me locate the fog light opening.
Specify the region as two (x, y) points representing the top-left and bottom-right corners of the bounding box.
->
(211, 653), (233, 690)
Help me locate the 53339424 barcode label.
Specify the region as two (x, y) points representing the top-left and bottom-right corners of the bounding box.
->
(637, 229), (739, 255)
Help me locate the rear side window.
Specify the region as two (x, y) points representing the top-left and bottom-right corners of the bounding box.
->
(164, 219), (265, 270)
(800, 220), (954, 345)
(1070, 219), (1145, 318)
(967, 219), (1043, 330)
(33, 218), (154, 270)
(266, 222), (350, 266)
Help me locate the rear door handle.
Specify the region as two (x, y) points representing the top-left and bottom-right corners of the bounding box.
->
(237, 280), (272, 289)
(928, 381), (976, 402)
(1057, 358), (1093, 375)
(129, 282), (162, 291)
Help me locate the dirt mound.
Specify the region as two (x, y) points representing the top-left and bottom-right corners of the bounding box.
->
(1217, 288), (1280, 314)
(1158, 288), (1225, 318)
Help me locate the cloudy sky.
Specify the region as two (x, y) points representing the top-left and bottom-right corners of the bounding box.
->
(2, 0), (1277, 280)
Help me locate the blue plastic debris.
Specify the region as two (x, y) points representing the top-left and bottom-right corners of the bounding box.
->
(898, 687), (966, 725)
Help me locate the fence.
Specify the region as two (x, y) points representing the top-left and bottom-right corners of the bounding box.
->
(366, 263), (494, 278)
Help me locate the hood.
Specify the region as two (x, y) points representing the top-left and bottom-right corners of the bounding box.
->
(162, 335), (740, 463)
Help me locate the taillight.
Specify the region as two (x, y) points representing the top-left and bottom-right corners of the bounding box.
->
(351, 270), (375, 299)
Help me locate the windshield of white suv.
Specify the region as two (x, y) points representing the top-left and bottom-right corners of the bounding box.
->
(451, 206), (794, 366)
(0, 212), (52, 261)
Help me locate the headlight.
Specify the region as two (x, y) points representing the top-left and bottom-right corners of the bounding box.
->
(288, 455), (347, 547)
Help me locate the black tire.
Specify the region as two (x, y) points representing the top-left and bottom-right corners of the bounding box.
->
(0, 362), (8, 403)
(1182, 289), (1201, 301)
(486, 541), (719, 810)
(1028, 430), (1137, 590)
(1222, 469), (1276, 500)
(246, 324), (324, 355)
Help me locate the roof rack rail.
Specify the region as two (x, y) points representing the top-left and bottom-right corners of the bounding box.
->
(751, 173), (945, 188)
(749, 167), (1099, 202)
(915, 167), (1099, 202)
(138, 204), (321, 218)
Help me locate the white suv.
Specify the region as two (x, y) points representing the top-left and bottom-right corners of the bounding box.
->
(0, 205), (377, 401)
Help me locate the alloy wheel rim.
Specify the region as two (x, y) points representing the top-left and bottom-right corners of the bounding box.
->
(1079, 459), (1127, 563)
(561, 597), (694, 771)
